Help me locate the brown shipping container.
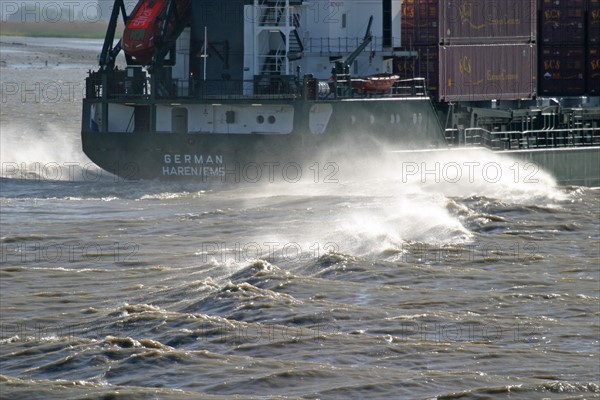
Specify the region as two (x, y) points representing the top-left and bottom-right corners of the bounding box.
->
(401, 0), (439, 45)
(539, 46), (586, 96)
(587, 47), (600, 94)
(540, 0), (586, 45)
(439, 44), (537, 101)
(440, 0), (537, 44)
(589, 0), (600, 45)
(401, 0), (536, 46)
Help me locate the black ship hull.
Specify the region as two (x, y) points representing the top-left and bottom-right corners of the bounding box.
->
(82, 96), (446, 181)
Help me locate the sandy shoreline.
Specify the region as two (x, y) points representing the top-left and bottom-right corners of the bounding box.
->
(0, 36), (112, 69)
(1, 36), (106, 126)
(0, 20), (111, 39)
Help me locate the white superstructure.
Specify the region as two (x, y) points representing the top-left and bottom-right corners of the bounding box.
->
(243, 0), (402, 87)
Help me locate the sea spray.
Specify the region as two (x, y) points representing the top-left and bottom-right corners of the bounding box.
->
(0, 122), (106, 181)
(213, 144), (566, 261)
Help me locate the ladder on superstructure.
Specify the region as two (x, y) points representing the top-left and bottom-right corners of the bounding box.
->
(254, 0), (304, 76)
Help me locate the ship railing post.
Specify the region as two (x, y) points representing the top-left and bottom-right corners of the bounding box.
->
(203, 26), (208, 82)
(333, 76), (337, 100)
(150, 73), (156, 101)
(150, 103), (156, 134)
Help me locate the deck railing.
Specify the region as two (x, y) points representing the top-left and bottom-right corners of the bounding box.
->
(86, 73), (300, 101)
(445, 127), (600, 150)
(86, 71), (429, 101)
(303, 36), (398, 54)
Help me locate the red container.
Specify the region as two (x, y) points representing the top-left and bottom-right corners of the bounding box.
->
(539, 46), (586, 96)
(401, 0), (537, 46)
(439, 44), (537, 101)
(540, 0), (586, 45)
(589, 0), (600, 45)
(440, 0), (537, 44)
(587, 47), (600, 94)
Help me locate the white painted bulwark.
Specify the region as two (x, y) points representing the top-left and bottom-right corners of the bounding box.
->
(156, 105), (174, 133)
(155, 104), (295, 134)
(101, 103), (135, 132)
(206, 104), (295, 134)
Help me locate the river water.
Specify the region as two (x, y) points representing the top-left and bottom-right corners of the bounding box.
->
(1, 37), (599, 399)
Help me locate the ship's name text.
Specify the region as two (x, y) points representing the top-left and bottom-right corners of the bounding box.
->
(162, 154), (225, 177)
(164, 154), (223, 165)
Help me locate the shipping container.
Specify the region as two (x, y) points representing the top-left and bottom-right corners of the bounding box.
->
(540, 0), (586, 45)
(401, 0), (439, 46)
(393, 45), (439, 96)
(439, 44), (537, 101)
(587, 47), (600, 94)
(539, 46), (586, 96)
(401, 0), (537, 46)
(440, 0), (537, 44)
(589, 0), (600, 45)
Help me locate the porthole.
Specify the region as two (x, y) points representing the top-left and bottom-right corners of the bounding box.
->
(257, 115), (264, 124)
(268, 115), (276, 124)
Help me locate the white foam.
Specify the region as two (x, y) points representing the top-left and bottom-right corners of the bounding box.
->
(0, 122), (105, 181)
(223, 144), (565, 258)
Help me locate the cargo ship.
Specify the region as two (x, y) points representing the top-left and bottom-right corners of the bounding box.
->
(82, 0), (600, 185)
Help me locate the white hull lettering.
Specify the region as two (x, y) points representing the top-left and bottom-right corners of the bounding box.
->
(162, 166), (225, 177)
(164, 154), (224, 165)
